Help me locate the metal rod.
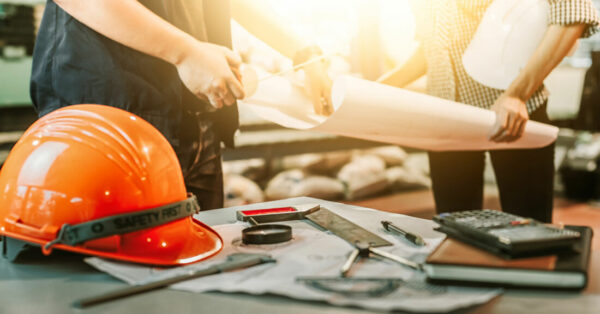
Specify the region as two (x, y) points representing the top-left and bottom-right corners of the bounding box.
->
(340, 248), (361, 277)
(369, 247), (422, 271)
(73, 254), (274, 308)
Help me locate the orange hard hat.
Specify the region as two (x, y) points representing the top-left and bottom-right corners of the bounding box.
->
(0, 104), (222, 265)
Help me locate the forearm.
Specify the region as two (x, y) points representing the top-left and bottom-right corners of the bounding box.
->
(506, 24), (585, 101)
(231, 0), (305, 58)
(377, 45), (427, 87)
(54, 0), (196, 65)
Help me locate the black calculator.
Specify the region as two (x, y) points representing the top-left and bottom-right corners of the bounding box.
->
(433, 210), (581, 257)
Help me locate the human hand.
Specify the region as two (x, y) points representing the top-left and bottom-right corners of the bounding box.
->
(175, 41), (245, 110)
(302, 60), (333, 116)
(489, 93), (529, 142)
(293, 46), (333, 116)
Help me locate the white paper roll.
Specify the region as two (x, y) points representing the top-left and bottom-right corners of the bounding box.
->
(241, 75), (558, 151)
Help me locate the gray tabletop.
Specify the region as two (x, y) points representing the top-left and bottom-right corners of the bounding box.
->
(1, 197), (599, 314)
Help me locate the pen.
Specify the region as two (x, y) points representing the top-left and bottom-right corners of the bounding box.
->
(381, 221), (426, 246)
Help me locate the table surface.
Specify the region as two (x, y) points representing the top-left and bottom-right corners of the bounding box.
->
(1, 197), (599, 314)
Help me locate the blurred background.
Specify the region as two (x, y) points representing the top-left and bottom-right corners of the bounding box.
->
(2, 0), (600, 248)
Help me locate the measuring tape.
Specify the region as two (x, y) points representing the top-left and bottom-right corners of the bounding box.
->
(241, 224), (292, 245)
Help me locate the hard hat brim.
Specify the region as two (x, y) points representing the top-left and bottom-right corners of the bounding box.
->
(2, 217), (223, 266)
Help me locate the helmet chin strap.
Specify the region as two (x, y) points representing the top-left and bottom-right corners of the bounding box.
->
(43, 194), (201, 252)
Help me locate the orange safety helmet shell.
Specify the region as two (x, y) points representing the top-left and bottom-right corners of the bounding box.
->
(0, 104), (222, 265)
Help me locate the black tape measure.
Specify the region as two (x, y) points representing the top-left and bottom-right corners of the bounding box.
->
(241, 224), (292, 245)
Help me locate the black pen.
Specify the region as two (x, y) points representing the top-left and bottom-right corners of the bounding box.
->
(381, 221), (426, 246)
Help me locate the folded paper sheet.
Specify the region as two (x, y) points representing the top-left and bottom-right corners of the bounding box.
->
(241, 75), (558, 151)
(86, 200), (500, 313)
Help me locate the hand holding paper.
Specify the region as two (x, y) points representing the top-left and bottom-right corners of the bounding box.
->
(489, 93), (530, 143)
(240, 56), (334, 116)
(240, 73), (558, 151)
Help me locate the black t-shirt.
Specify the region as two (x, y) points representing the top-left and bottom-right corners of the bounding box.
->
(30, 0), (238, 148)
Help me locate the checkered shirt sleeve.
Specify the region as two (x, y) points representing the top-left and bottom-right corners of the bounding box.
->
(411, 0), (600, 114)
(549, 0), (600, 37)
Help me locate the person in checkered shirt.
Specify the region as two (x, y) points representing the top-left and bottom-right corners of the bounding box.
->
(380, 0), (600, 222)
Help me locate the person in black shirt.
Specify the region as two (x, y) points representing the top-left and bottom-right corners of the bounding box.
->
(31, 0), (331, 210)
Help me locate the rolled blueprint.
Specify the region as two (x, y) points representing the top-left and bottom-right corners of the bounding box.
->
(240, 75), (558, 151)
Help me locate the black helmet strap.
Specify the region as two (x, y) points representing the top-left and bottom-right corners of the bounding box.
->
(44, 194), (201, 251)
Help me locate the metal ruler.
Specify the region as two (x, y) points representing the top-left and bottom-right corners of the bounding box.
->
(305, 207), (392, 248)
(236, 204), (392, 248)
